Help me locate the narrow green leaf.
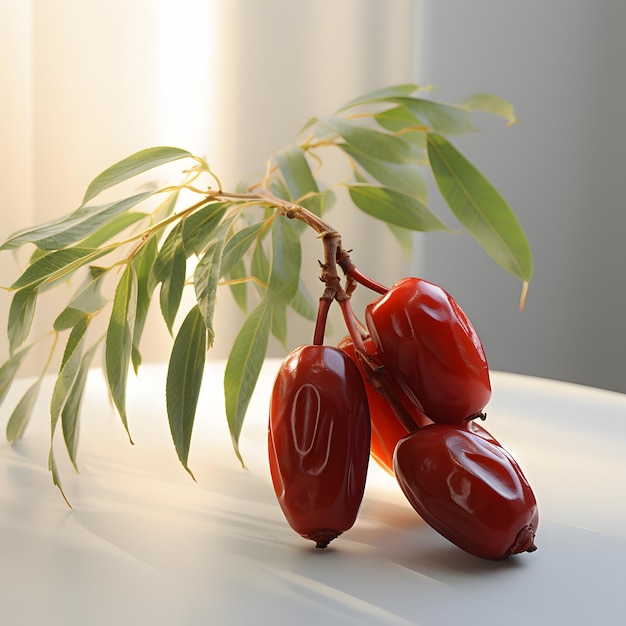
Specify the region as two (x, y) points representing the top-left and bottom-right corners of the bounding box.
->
(271, 304), (287, 348)
(227, 259), (248, 313)
(336, 83), (423, 111)
(50, 315), (90, 428)
(8, 287), (38, 353)
(194, 236), (225, 346)
(224, 301), (272, 463)
(131, 236), (159, 372)
(0, 345), (33, 406)
(276, 146), (321, 212)
(79, 210), (148, 249)
(6, 377), (43, 444)
(105, 264), (137, 441)
(1, 192), (153, 252)
(82, 146), (191, 205)
(54, 270), (108, 331)
(289, 278), (317, 321)
(48, 448), (71, 507)
(220, 223), (263, 277)
(152, 224), (186, 333)
(390, 97), (474, 135)
(181, 202), (229, 256)
(340, 143), (429, 201)
(348, 184), (448, 232)
(266, 217), (301, 306)
(251, 237), (270, 296)
(152, 190), (181, 224)
(427, 133), (532, 282)
(461, 93), (518, 126)
(48, 316), (91, 490)
(61, 342), (99, 468)
(10, 247), (110, 291)
(373, 106), (428, 160)
(166, 305), (207, 479)
(319, 115), (417, 164)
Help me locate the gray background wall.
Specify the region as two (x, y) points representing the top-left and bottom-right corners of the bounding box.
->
(418, 0), (626, 393)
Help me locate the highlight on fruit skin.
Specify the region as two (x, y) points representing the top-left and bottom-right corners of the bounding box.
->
(267, 345), (371, 548)
(393, 423), (538, 560)
(365, 277), (492, 425)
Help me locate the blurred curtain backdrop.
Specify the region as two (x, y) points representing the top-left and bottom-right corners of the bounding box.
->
(0, 0), (421, 366)
(3, 1), (625, 393)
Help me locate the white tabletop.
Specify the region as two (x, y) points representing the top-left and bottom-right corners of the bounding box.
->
(1, 360), (625, 625)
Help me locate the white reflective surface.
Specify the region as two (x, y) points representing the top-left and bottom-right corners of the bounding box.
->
(1, 361), (625, 625)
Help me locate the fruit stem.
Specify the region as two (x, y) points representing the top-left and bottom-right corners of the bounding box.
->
(338, 299), (368, 355)
(356, 355), (420, 435)
(313, 297), (332, 346)
(338, 258), (389, 295)
(208, 189), (387, 304)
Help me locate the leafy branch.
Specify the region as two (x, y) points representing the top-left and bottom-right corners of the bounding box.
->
(0, 84), (532, 502)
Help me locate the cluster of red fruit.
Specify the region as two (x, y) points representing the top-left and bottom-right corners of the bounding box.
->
(267, 276), (538, 560)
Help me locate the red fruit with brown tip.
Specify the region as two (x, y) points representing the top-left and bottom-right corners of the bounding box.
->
(393, 423), (538, 560)
(365, 277), (491, 424)
(268, 345), (370, 548)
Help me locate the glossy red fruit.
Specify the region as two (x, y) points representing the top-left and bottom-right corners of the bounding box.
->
(338, 336), (431, 474)
(268, 345), (370, 548)
(365, 277), (491, 424)
(393, 423), (538, 560)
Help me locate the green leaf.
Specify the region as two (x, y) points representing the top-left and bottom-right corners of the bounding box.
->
(251, 236), (270, 295)
(276, 146), (319, 198)
(82, 146), (191, 205)
(373, 106), (428, 160)
(340, 143), (429, 201)
(152, 224), (186, 333)
(266, 217), (301, 306)
(8, 287), (38, 353)
(131, 236), (159, 372)
(48, 315), (91, 490)
(166, 305), (207, 479)
(390, 97), (474, 135)
(461, 93), (518, 126)
(0, 345), (33, 406)
(1, 192), (153, 252)
(105, 264), (137, 441)
(50, 315), (90, 428)
(348, 184), (448, 232)
(6, 377), (43, 444)
(61, 342), (99, 468)
(336, 83), (423, 111)
(194, 236), (225, 346)
(290, 278), (318, 321)
(220, 223), (263, 277)
(271, 304), (288, 348)
(79, 210), (148, 249)
(11, 247), (111, 291)
(181, 202), (229, 256)
(224, 300), (272, 464)
(54, 270), (108, 331)
(427, 133), (532, 282)
(227, 259), (248, 313)
(319, 115), (417, 164)
(48, 448), (71, 507)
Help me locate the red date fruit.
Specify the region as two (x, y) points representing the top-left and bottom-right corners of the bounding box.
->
(365, 277), (491, 424)
(268, 345), (370, 548)
(393, 424), (538, 560)
(339, 336), (431, 474)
